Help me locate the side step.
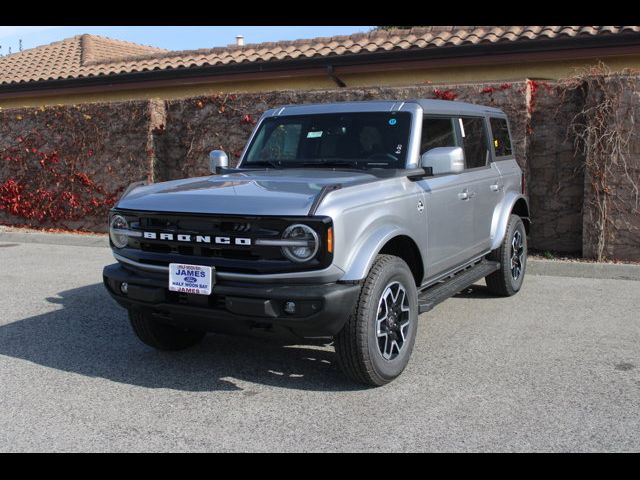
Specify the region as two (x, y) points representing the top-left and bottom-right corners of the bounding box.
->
(418, 260), (500, 313)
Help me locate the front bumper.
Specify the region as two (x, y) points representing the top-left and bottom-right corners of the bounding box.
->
(103, 263), (361, 338)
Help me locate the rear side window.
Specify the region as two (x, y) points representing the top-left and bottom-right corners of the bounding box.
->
(490, 117), (513, 157)
(420, 117), (458, 153)
(460, 117), (490, 169)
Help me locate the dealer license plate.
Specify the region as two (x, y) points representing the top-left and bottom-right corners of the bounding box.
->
(169, 263), (214, 295)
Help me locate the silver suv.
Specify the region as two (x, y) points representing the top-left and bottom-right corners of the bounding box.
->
(103, 99), (530, 386)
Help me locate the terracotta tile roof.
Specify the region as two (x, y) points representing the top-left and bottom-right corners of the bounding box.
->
(0, 34), (168, 85)
(2, 27), (640, 86)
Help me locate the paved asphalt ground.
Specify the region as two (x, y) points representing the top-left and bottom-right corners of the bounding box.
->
(0, 241), (639, 452)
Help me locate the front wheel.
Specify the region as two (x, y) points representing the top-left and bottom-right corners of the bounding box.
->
(485, 214), (527, 296)
(334, 255), (418, 387)
(128, 309), (206, 350)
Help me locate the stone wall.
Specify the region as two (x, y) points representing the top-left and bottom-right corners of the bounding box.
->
(581, 75), (640, 261)
(525, 82), (586, 253)
(0, 102), (151, 231)
(0, 76), (638, 260)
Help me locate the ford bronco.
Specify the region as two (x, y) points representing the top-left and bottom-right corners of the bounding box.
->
(103, 99), (530, 386)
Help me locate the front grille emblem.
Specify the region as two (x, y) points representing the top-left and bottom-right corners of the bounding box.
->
(142, 231), (251, 246)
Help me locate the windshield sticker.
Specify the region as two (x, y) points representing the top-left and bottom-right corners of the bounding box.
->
(307, 131), (323, 138)
(388, 118), (397, 126)
(395, 144), (403, 154)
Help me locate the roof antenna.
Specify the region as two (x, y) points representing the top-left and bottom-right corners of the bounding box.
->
(19, 39), (22, 52)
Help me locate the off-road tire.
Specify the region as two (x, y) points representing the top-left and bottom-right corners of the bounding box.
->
(485, 214), (527, 296)
(128, 309), (206, 350)
(334, 255), (419, 387)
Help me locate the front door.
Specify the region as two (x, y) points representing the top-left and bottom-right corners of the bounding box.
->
(418, 172), (479, 278)
(418, 116), (477, 279)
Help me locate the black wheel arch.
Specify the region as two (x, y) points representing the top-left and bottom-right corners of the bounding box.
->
(378, 235), (424, 287)
(512, 197), (531, 234)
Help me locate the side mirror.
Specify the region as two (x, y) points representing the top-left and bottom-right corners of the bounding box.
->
(420, 146), (465, 175)
(209, 150), (229, 174)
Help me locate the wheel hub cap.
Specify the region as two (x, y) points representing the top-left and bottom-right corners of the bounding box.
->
(376, 282), (411, 360)
(510, 230), (525, 280)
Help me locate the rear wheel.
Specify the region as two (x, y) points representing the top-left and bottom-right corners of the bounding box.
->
(128, 309), (206, 350)
(334, 255), (418, 387)
(485, 214), (527, 296)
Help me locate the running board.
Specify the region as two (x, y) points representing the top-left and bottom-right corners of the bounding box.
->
(418, 260), (500, 313)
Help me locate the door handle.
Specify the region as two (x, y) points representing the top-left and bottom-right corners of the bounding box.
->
(458, 189), (476, 200)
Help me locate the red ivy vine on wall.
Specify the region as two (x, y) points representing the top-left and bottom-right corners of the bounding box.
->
(481, 83), (513, 95)
(240, 114), (256, 125)
(0, 139), (120, 224)
(527, 79), (553, 114)
(432, 89), (458, 101)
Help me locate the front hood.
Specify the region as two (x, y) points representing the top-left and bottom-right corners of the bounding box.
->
(116, 169), (382, 216)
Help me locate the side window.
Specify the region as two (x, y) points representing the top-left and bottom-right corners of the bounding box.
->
(490, 117), (513, 157)
(460, 117), (490, 169)
(420, 117), (458, 153)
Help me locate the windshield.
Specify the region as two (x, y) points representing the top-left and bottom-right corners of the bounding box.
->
(241, 112), (412, 169)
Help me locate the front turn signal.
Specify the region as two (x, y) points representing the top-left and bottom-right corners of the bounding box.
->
(327, 227), (333, 254)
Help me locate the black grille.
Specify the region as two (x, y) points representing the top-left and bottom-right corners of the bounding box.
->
(141, 242), (171, 254)
(112, 210), (333, 275)
(138, 240), (270, 261)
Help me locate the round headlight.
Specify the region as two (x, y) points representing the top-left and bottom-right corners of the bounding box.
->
(109, 214), (129, 249)
(281, 224), (319, 263)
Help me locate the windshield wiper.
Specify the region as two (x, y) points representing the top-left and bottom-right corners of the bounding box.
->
(243, 160), (283, 169)
(296, 159), (365, 169)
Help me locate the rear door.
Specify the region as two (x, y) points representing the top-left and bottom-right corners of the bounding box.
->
(458, 116), (504, 253)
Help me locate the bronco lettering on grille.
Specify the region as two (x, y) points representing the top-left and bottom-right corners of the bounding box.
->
(143, 231), (251, 246)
